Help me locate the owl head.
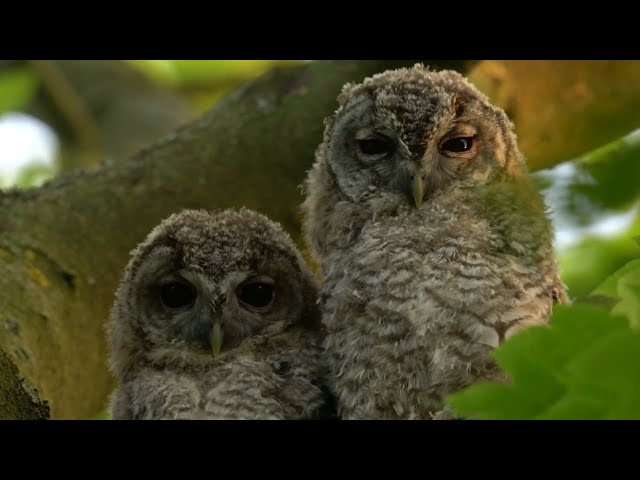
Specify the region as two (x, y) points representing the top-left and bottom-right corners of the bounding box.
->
(108, 208), (320, 379)
(309, 64), (527, 210)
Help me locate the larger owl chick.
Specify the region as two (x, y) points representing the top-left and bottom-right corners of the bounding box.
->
(107, 208), (333, 420)
(302, 64), (568, 419)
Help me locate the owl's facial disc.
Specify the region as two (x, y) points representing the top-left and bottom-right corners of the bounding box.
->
(355, 128), (398, 164)
(145, 248), (299, 359)
(153, 271), (214, 352)
(121, 208), (316, 372)
(158, 278), (197, 310)
(327, 73), (509, 211)
(209, 275), (276, 358)
(236, 275), (276, 312)
(353, 126), (428, 209)
(404, 123), (481, 208)
(412, 174), (424, 209)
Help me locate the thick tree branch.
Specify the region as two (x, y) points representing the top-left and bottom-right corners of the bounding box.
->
(29, 60), (102, 154)
(468, 60), (640, 169)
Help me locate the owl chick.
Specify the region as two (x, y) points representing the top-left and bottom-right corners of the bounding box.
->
(302, 64), (568, 420)
(107, 208), (333, 420)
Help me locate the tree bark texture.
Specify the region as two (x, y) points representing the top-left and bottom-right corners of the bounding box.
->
(468, 60), (640, 169)
(0, 348), (49, 419)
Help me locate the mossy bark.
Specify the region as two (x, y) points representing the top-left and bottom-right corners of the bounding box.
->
(468, 60), (640, 169)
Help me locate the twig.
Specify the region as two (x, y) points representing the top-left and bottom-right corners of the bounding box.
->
(28, 60), (101, 154)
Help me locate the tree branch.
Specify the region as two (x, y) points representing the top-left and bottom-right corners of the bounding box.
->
(29, 60), (102, 157)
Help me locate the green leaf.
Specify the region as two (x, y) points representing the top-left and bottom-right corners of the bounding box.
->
(611, 265), (640, 328)
(591, 258), (640, 327)
(573, 130), (640, 213)
(592, 258), (640, 298)
(0, 67), (38, 115)
(447, 382), (562, 420)
(603, 395), (640, 420)
(566, 329), (640, 390)
(559, 232), (640, 299)
(495, 305), (625, 376)
(447, 304), (640, 420)
(535, 393), (610, 420)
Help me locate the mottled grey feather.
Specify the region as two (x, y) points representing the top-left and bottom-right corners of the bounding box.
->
(302, 64), (568, 419)
(107, 208), (332, 419)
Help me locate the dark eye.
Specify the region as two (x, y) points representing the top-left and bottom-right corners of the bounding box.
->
(237, 281), (275, 311)
(358, 138), (394, 156)
(159, 280), (197, 309)
(439, 136), (474, 154)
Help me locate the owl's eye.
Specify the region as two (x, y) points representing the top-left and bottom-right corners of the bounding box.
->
(159, 280), (197, 309)
(237, 279), (275, 311)
(358, 138), (395, 157)
(439, 136), (474, 155)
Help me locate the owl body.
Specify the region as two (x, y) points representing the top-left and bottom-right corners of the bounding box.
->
(303, 65), (567, 419)
(111, 321), (327, 420)
(108, 208), (331, 420)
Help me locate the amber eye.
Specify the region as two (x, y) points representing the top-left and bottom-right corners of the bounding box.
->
(358, 137), (395, 157)
(439, 136), (474, 154)
(159, 280), (197, 309)
(237, 281), (275, 311)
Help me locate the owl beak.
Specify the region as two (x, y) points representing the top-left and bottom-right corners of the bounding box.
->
(412, 174), (424, 209)
(210, 321), (224, 358)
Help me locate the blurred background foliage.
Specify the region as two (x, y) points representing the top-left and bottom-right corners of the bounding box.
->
(0, 60), (308, 180)
(0, 60), (638, 419)
(125, 60), (304, 113)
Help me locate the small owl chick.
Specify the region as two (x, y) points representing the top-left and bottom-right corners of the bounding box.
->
(302, 64), (568, 419)
(107, 208), (333, 420)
